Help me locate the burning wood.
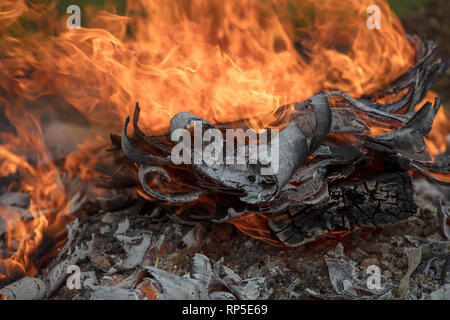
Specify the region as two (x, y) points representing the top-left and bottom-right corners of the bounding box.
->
(115, 36), (449, 246)
(0, 0), (449, 301)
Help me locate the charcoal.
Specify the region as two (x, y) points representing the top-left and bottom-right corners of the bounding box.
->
(268, 172), (417, 246)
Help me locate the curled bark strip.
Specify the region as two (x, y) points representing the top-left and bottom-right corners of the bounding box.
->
(132, 103), (172, 154)
(405, 36), (437, 82)
(194, 162), (278, 204)
(359, 98), (441, 155)
(404, 60), (448, 114)
(294, 93), (331, 153)
(409, 162), (450, 187)
(138, 165), (202, 203)
(415, 153), (450, 173)
(121, 117), (171, 166)
(328, 91), (408, 123)
(330, 108), (369, 133)
(361, 67), (429, 114)
(272, 122), (309, 193)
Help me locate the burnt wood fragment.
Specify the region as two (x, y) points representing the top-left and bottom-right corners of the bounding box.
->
(121, 116), (171, 166)
(138, 165), (203, 203)
(359, 98), (441, 155)
(268, 172), (417, 246)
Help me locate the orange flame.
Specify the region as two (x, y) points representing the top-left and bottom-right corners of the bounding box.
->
(0, 0), (448, 281)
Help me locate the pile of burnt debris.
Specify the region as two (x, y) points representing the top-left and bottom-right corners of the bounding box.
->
(112, 36), (450, 246)
(0, 36), (450, 300)
(0, 184), (449, 300)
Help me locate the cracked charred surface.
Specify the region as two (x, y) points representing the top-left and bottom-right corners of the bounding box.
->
(269, 172), (417, 246)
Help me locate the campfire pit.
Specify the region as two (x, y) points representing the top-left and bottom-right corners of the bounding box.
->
(0, 0), (449, 300)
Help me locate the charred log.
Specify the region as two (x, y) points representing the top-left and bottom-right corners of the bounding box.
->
(268, 171), (416, 246)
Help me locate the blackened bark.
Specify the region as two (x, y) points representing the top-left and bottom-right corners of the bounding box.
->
(268, 172), (416, 246)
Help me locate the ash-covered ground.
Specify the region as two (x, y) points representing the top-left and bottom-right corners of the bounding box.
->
(43, 184), (449, 300)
